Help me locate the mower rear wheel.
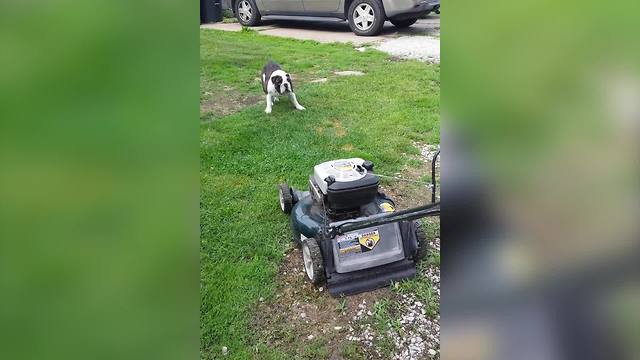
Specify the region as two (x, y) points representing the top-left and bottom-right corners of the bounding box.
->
(414, 225), (429, 261)
(302, 238), (325, 285)
(278, 183), (293, 214)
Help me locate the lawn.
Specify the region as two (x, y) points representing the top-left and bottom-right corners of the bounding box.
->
(200, 29), (439, 359)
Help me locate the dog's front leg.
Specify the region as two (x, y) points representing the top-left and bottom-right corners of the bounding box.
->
(265, 94), (273, 114)
(288, 92), (305, 111)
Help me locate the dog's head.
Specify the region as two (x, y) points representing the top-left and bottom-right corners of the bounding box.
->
(271, 72), (293, 94)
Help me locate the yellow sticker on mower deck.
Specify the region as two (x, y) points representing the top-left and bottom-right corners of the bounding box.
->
(358, 230), (380, 250)
(337, 229), (381, 256)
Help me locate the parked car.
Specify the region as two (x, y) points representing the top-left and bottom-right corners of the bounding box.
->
(224, 0), (440, 36)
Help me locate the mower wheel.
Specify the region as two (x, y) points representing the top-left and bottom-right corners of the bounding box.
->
(278, 183), (294, 214)
(302, 238), (325, 285)
(414, 225), (429, 261)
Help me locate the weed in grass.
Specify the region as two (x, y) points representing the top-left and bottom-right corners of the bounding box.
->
(394, 275), (435, 312)
(252, 343), (290, 360)
(428, 249), (441, 267)
(340, 341), (367, 360)
(301, 338), (330, 359)
(336, 297), (348, 315)
(370, 299), (401, 357)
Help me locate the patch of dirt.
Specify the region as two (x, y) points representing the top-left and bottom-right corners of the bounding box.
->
(342, 143), (354, 152)
(252, 247), (393, 359)
(333, 120), (347, 137)
(314, 119), (348, 138)
(200, 89), (263, 119)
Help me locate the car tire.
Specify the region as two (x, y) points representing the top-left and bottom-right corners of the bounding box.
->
(302, 238), (325, 285)
(278, 183), (293, 214)
(390, 18), (418, 29)
(347, 0), (385, 36)
(235, 0), (261, 26)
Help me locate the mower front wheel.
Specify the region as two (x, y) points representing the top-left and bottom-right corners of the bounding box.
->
(278, 183), (294, 214)
(302, 238), (325, 285)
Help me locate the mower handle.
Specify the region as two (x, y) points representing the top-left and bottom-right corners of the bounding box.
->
(328, 202), (440, 236)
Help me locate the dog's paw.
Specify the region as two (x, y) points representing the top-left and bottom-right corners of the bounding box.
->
(265, 108), (272, 114)
(296, 106), (306, 111)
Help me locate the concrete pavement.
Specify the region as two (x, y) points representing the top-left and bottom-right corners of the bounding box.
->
(201, 16), (439, 45)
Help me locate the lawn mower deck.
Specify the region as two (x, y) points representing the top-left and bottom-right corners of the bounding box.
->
(278, 157), (440, 297)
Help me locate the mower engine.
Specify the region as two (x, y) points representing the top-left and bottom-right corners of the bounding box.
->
(309, 158), (381, 218)
(278, 158), (437, 296)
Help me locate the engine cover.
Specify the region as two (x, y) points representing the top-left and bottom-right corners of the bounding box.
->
(312, 158), (379, 211)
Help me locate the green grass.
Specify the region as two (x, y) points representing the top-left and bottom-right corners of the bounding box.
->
(371, 299), (401, 357)
(392, 219), (440, 317)
(200, 29), (439, 359)
(340, 341), (367, 360)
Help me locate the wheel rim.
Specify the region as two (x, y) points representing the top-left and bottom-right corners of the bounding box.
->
(278, 189), (285, 211)
(302, 243), (314, 280)
(353, 4), (375, 31)
(238, 0), (252, 22)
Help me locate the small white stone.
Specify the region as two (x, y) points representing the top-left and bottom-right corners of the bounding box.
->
(334, 326), (342, 331)
(319, 287), (324, 292)
(367, 311), (373, 316)
(428, 349), (437, 356)
(259, 297), (264, 302)
(307, 334), (314, 340)
(222, 346), (228, 355)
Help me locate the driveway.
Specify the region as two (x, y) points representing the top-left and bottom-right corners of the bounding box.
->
(201, 15), (439, 46)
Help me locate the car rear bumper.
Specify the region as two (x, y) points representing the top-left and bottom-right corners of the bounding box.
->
(383, 0), (440, 19)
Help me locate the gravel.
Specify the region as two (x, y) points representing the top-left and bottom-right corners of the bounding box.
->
(376, 36), (440, 63)
(344, 233), (441, 360)
(415, 143), (440, 166)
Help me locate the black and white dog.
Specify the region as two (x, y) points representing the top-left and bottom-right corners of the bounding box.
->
(261, 61), (305, 114)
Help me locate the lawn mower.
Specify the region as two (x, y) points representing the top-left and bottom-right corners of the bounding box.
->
(278, 156), (440, 297)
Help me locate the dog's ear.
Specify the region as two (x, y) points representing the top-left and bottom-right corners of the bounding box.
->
(286, 74), (293, 92)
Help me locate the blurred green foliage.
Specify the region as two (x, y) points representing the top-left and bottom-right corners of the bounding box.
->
(442, 2), (640, 359)
(0, 1), (198, 359)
